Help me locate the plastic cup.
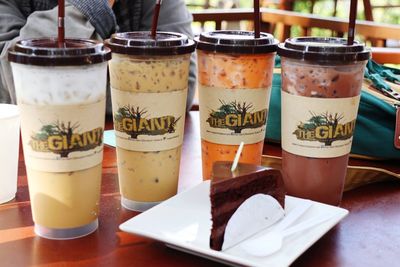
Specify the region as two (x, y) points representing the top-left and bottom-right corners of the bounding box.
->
(8, 38), (111, 239)
(105, 32), (195, 212)
(277, 37), (370, 205)
(195, 30), (278, 180)
(0, 104), (20, 204)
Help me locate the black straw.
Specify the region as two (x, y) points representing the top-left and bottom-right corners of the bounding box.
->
(151, 0), (162, 39)
(254, 0), (260, 38)
(347, 0), (358, 45)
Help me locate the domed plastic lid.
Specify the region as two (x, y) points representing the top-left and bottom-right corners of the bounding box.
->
(195, 30), (278, 54)
(105, 31), (196, 56)
(8, 38), (111, 66)
(278, 37), (370, 63)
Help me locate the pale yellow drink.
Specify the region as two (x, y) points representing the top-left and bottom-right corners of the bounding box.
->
(116, 148), (181, 202)
(106, 32), (195, 211)
(27, 165), (101, 228)
(109, 53), (188, 203)
(9, 38), (111, 239)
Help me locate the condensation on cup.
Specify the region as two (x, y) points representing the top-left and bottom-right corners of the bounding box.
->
(278, 37), (370, 205)
(195, 30), (279, 180)
(105, 32), (195, 212)
(8, 38), (111, 239)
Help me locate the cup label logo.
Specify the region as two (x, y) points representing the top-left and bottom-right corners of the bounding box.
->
(111, 88), (187, 152)
(292, 113), (356, 145)
(282, 91), (360, 158)
(199, 85), (271, 145)
(29, 123), (103, 157)
(19, 99), (106, 172)
(114, 105), (180, 139)
(206, 101), (268, 133)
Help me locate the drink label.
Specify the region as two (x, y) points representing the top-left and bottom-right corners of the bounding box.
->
(20, 100), (106, 172)
(282, 91), (360, 158)
(111, 88), (187, 152)
(199, 85), (270, 145)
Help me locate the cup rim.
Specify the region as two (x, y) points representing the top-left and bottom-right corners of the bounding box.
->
(0, 104), (19, 120)
(8, 38), (111, 66)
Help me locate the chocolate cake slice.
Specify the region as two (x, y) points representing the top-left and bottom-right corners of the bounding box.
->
(209, 161), (285, 251)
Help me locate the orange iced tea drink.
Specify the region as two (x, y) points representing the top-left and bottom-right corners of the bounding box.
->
(196, 31), (278, 180)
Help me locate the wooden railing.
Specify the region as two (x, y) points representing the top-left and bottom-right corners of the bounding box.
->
(191, 8), (400, 64)
(192, 8), (400, 44)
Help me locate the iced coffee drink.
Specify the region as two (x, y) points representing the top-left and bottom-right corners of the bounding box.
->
(106, 32), (195, 211)
(278, 37), (370, 205)
(196, 31), (278, 180)
(9, 39), (111, 238)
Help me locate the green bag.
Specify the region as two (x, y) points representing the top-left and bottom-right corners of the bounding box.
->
(265, 60), (400, 160)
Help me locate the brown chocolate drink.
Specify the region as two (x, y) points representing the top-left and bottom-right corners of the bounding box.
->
(278, 37), (370, 205)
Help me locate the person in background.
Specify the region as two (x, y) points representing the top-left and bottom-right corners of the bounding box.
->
(0, 0), (197, 112)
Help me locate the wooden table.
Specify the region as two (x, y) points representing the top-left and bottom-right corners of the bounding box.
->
(1, 111), (399, 267)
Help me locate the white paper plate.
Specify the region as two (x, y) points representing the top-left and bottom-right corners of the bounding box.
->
(120, 181), (348, 267)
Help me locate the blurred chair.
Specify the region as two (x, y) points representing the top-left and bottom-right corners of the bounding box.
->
(370, 47), (400, 65)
